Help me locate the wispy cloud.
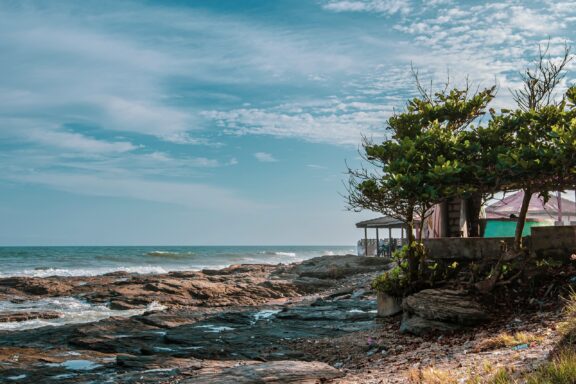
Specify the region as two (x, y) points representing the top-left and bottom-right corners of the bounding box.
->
(321, 0), (411, 15)
(306, 164), (327, 169)
(204, 98), (392, 146)
(8, 171), (264, 212)
(254, 152), (278, 162)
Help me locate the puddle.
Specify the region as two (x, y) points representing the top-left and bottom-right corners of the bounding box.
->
(252, 309), (282, 322)
(53, 373), (77, 379)
(347, 309), (377, 313)
(46, 359), (102, 371)
(195, 325), (235, 333)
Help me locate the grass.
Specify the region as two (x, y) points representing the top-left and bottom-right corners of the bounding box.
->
(407, 367), (459, 384)
(483, 349), (576, 384)
(406, 361), (500, 384)
(525, 348), (576, 384)
(475, 331), (544, 352)
(558, 289), (576, 336)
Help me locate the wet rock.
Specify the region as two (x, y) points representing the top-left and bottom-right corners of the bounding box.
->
(134, 312), (203, 328)
(327, 287), (355, 299)
(109, 300), (147, 311)
(202, 264), (278, 276)
(164, 302), (377, 361)
(351, 288), (367, 299)
(0, 311), (61, 323)
(292, 277), (335, 291)
(0, 277), (73, 296)
(116, 354), (202, 370)
(276, 303), (375, 322)
(183, 360), (345, 383)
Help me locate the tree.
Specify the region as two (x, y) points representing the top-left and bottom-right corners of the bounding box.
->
(497, 44), (573, 251)
(347, 82), (495, 282)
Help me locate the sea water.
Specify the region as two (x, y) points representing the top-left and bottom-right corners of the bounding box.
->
(0, 245), (354, 278)
(0, 246), (354, 330)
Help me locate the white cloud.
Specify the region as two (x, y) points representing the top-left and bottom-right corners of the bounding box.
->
(204, 98), (392, 146)
(98, 97), (192, 140)
(307, 164), (327, 169)
(27, 129), (137, 154)
(0, 1), (372, 150)
(0, 118), (138, 154)
(254, 152), (278, 162)
(322, 0), (411, 15)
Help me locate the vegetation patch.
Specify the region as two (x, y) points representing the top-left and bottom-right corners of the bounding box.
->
(475, 331), (544, 352)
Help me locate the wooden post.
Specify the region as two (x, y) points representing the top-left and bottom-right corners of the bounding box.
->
(558, 191), (563, 224)
(376, 228), (380, 256)
(364, 227), (368, 256)
(388, 227), (392, 257)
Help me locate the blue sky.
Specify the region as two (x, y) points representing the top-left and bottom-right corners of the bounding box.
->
(1, 0), (575, 245)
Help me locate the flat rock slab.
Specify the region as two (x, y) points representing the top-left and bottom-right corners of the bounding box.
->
(165, 302), (377, 361)
(285, 255), (391, 279)
(403, 289), (488, 325)
(400, 315), (462, 336)
(183, 360), (345, 383)
(400, 289), (488, 335)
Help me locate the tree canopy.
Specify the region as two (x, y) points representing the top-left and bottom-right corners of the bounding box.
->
(347, 47), (576, 283)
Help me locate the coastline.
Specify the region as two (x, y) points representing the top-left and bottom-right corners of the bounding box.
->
(0, 255), (567, 383)
(0, 255), (389, 383)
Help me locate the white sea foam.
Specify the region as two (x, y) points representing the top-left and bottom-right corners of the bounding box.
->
(146, 251), (195, 257)
(273, 252), (297, 257)
(0, 298), (166, 331)
(259, 251), (297, 257)
(0, 265), (173, 278)
(252, 309), (282, 322)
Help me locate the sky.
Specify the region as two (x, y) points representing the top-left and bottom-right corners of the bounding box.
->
(1, 0), (575, 246)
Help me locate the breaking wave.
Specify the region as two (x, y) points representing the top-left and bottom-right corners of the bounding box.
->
(0, 298), (166, 331)
(0, 265), (172, 278)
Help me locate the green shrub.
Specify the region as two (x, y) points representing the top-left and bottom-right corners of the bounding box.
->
(371, 265), (409, 297)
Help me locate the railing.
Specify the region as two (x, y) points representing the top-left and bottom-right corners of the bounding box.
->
(357, 239), (406, 257)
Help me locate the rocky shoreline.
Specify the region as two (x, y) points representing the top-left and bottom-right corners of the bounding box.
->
(0, 255), (568, 383)
(0, 255), (391, 383)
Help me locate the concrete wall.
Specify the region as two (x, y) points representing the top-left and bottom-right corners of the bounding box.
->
(423, 237), (517, 261)
(531, 226), (576, 259)
(423, 225), (576, 261)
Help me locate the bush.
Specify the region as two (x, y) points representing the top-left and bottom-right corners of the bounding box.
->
(371, 265), (409, 297)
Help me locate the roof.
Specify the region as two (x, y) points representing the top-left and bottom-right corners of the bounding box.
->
(355, 216), (406, 229)
(485, 191), (576, 220)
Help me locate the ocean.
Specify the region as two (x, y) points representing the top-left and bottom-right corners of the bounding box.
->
(0, 245), (355, 331)
(0, 245), (356, 278)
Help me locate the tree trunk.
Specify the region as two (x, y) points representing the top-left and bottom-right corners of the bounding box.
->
(514, 188), (532, 251)
(404, 206), (418, 283)
(466, 193), (483, 237)
(417, 212), (426, 279)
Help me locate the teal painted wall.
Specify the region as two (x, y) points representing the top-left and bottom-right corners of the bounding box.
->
(484, 220), (551, 238)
